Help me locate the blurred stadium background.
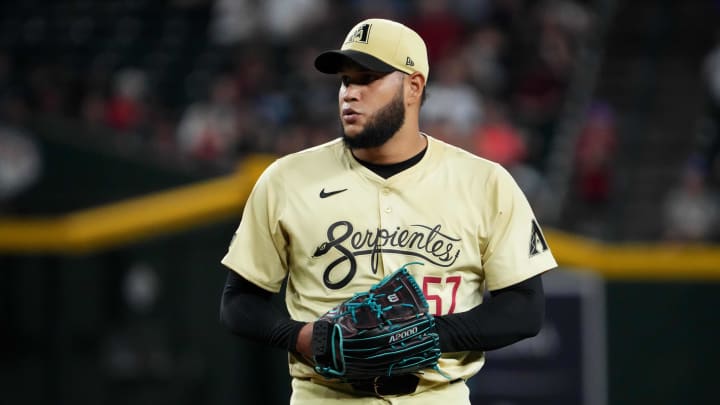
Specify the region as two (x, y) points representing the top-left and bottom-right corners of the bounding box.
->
(1, 0), (719, 404)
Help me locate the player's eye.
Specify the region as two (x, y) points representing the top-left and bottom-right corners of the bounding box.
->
(341, 73), (381, 87)
(357, 73), (381, 85)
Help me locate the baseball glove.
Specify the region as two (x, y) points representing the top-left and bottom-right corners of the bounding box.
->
(311, 262), (444, 381)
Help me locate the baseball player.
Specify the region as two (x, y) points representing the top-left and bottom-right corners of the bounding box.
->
(220, 18), (557, 404)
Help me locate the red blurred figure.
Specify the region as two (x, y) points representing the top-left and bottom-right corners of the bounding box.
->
(104, 69), (147, 133)
(409, 0), (464, 63)
(574, 102), (617, 203)
(473, 102), (527, 166)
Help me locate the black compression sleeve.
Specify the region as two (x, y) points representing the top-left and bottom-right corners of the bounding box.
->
(434, 274), (545, 352)
(219, 270), (305, 352)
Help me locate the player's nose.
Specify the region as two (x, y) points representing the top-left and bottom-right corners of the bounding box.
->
(341, 83), (361, 102)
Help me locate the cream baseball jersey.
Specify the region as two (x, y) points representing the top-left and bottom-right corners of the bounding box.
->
(221, 135), (557, 386)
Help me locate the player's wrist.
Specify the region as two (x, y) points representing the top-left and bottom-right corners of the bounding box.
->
(295, 322), (315, 359)
(310, 319), (334, 364)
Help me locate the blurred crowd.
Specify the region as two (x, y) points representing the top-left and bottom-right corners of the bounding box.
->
(0, 0), (607, 224)
(6, 0), (713, 242)
(662, 28), (720, 243)
(4, 0), (718, 242)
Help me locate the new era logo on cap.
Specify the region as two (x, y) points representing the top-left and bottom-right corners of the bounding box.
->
(406, 57), (414, 66)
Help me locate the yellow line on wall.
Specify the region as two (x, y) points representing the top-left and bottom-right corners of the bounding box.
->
(0, 154), (719, 280)
(546, 229), (720, 280)
(0, 155), (274, 254)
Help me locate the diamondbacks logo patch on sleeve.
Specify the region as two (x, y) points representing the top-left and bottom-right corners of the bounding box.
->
(529, 219), (549, 257)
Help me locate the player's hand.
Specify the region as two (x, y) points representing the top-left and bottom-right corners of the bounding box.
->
(311, 263), (444, 381)
(296, 322), (314, 359)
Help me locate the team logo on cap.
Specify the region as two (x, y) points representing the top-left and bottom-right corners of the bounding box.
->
(346, 23), (371, 44)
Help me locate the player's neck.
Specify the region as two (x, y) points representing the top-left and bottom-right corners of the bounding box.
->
(351, 125), (426, 165)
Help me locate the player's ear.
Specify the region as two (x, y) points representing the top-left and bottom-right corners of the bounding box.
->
(405, 72), (425, 106)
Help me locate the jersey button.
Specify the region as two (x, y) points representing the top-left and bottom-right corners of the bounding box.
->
(382, 188), (390, 195)
(384, 207), (392, 213)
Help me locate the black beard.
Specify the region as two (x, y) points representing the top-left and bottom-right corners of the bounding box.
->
(342, 87), (405, 149)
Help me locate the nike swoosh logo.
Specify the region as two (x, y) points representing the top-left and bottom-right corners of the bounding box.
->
(319, 188), (348, 198)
